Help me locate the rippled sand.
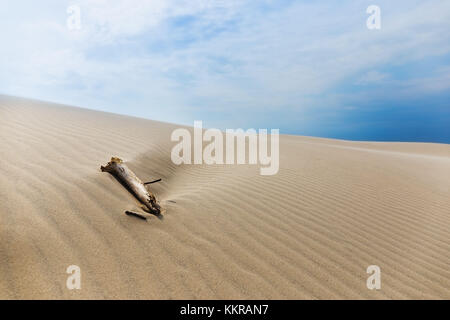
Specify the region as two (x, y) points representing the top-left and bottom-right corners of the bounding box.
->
(0, 95), (449, 299)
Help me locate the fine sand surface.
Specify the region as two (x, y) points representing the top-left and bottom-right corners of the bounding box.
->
(0, 95), (449, 299)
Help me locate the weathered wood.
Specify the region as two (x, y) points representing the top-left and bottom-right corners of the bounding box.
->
(101, 157), (161, 215)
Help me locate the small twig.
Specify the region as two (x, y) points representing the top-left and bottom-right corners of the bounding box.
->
(125, 211), (147, 220)
(144, 178), (162, 185)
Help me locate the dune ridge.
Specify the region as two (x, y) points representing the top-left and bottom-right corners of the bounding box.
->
(0, 95), (449, 299)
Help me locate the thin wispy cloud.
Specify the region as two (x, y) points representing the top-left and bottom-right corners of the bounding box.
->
(356, 71), (390, 85)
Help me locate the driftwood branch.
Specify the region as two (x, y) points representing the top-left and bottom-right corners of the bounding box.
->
(101, 157), (161, 216)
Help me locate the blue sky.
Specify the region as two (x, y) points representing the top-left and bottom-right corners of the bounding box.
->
(0, 0), (449, 142)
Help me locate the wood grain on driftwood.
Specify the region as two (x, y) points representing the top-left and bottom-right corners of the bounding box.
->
(101, 157), (161, 216)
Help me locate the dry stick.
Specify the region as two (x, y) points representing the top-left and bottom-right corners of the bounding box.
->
(101, 157), (161, 215)
(144, 179), (162, 185)
(125, 211), (147, 220)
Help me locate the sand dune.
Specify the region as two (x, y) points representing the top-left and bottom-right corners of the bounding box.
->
(0, 95), (449, 299)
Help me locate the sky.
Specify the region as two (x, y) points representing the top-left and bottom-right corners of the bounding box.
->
(0, 0), (449, 143)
